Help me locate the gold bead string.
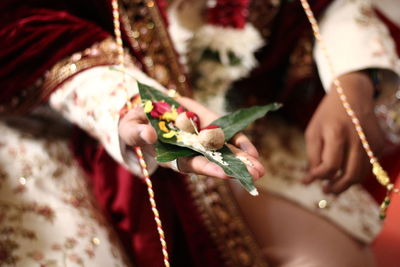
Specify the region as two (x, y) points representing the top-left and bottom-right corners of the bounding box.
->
(299, 0), (396, 219)
(111, 0), (170, 265)
(111, 0), (131, 109)
(134, 147), (170, 267)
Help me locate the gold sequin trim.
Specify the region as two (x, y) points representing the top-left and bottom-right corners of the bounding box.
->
(0, 38), (120, 115)
(120, 0), (191, 97)
(187, 175), (268, 267)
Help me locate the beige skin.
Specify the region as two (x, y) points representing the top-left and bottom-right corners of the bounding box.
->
(303, 71), (387, 194)
(229, 71), (386, 267)
(230, 182), (376, 267)
(118, 96), (265, 179)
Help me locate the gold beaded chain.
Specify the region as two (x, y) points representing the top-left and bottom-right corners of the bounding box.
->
(299, 0), (399, 219)
(111, 0), (171, 266)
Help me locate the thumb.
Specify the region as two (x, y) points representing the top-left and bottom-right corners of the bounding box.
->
(119, 107), (157, 146)
(120, 122), (157, 147)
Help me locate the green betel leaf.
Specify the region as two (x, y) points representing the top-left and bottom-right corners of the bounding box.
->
(138, 83), (180, 144)
(202, 146), (257, 194)
(211, 104), (282, 141)
(155, 141), (198, 162)
(138, 82), (180, 106)
(154, 140), (255, 193)
(138, 81), (278, 195)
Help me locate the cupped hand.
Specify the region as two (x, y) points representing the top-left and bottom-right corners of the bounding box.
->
(303, 72), (388, 194)
(119, 96), (264, 180)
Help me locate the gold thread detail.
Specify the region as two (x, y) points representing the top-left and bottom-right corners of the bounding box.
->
(188, 175), (269, 267)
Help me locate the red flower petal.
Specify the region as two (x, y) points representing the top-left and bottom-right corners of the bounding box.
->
(150, 109), (161, 118)
(154, 101), (171, 114)
(186, 112), (201, 129)
(177, 106), (185, 114)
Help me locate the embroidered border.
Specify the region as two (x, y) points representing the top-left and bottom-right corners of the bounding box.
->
(121, 0), (192, 97)
(0, 38), (120, 115)
(187, 175), (268, 267)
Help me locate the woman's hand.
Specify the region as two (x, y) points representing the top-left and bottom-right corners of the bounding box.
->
(119, 96), (264, 180)
(303, 72), (387, 194)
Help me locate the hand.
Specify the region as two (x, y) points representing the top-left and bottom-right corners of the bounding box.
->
(172, 97), (264, 179)
(119, 96), (264, 180)
(303, 72), (387, 194)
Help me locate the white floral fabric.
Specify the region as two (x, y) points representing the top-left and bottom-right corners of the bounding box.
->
(315, 0), (400, 90)
(254, 119), (382, 243)
(0, 63), (169, 266)
(0, 116), (130, 267)
(50, 65), (165, 177)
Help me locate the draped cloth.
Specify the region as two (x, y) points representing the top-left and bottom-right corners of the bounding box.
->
(7, 0), (398, 266)
(0, 1), (225, 266)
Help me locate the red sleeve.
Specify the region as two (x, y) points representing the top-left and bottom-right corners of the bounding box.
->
(0, 2), (110, 109)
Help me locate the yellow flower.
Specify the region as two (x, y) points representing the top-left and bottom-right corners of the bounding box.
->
(158, 121), (169, 133)
(163, 131), (176, 138)
(160, 108), (178, 122)
(143, 100), (154, 113)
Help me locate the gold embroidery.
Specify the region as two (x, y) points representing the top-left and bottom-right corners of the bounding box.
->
(0, 121), (131, 266)
(2, 1), (192, 114)
(0, 38), (120, 115)
(120, 0), (191, 97)
(187, 175), (268, 267)
(42, 38), (121, 94)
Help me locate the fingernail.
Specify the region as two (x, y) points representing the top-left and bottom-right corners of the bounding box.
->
(239, 143), (248, 152)
(138, 125), (150, 143)
(137, 124), (147, 133)
(214, 166), (226, 177)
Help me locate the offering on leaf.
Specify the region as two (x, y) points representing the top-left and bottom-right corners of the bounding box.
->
(138, 82), (281, 196)
(198, 125), (225, 150)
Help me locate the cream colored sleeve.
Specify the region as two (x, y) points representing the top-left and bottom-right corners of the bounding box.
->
(314, 0), (400, 90)
(49, 65), (164, 177)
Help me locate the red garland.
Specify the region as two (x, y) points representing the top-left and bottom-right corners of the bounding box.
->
(207, 0), (250, 29)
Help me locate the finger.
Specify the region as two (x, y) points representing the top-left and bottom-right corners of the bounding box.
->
(178, 155), (230, 179)
(231, 133), (259, 158)
(122, 106), (148, 123)
(303, 129), (323, 184)
(305, 130), (345, 184)
(119, 106), (158, 146)
(119, 123), (157, 146)
(305, 127), (322, 169)
(142, 144), (156, 158)
(326, 145), (363, 194)
(228, 144), (265, 180)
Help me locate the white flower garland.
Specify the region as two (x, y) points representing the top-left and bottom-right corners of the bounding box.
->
(188, 23), (264, 114)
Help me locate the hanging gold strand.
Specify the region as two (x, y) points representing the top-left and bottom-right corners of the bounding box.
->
(299, 0), (396, 219)
(111, 0), (170, 265)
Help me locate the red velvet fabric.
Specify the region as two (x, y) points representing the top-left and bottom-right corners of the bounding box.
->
(0, 0), (114, 104)
(0, 0), (168, 105)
